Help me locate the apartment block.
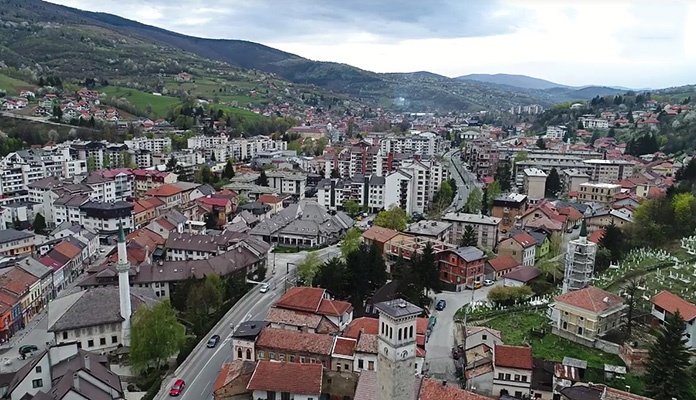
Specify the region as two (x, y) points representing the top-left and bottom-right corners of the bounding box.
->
(577, 182), (622, 206)
(266, 170), (307, 199)
(491, 193), (529, 234)
(583, 159), (633, 183)
(441, 212), (501, 249)
(545, 125), (567, 140)
(522, 168), (547, 199)
(379, 132), (441, 157)
(124, 136), (172, 153)
(561, 168), (590, 193)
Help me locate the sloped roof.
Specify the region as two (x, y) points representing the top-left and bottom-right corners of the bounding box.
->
(274, 286), (325, 313)
(255, 327), (334, 356)
(495, 345), (533, 370)
(247, 361), (323, 395)
(651, 290), (696, 321)
(487, 255), (520, 272)
(555, 286), (624, 314)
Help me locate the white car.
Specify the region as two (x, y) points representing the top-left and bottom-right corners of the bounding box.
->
(259, 283), (270, 293)
(483, 279), (495, 286)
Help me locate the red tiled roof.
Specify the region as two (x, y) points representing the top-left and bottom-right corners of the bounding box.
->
(651, 291), (696, 321)
(52, 240), (82, 259)
(494, 345), (532, 370)
(247, 361), (322, 395)
(419, 377), (491, 400)
(416, 317), (428, 335)
(487, 255), (520, 272)
(362, 226), (400, 244)
(317, 299), (353, 317)
(152, 216), (176, 231)
(344, 317), (378, 339)
(0, 268), (38, 296)
(197, 197), (231, 207)
(333, 337), (357, 356)
(256, 327), (334, 356)
(511, 232), (537, 248)
(257, 194), (282, 204)
(145, 184), (182, 197)
(555, 286), (624, 313)
(274, 287), (325, 313)
(589, 229), (605, 244)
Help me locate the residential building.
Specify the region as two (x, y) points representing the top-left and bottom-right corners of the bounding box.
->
(491, 194), (529, 234)
(577, 183), (621, 206)
(0, 342), (125, 400)
(231, 320), (269, 362)
(650, 291), (696, 349)
(523, 168), (547, 199)
(437, 246), (487, 291)
(82, 172), (117, 202)
(0, 229), (35, 257)
(404, 220), (451, 243)
(132, 169), (178, 197)
(503, 266), (541, 287)
(561, 169), (590, 194)
(384, 170), (414, 214)
(441, 212), (501, 249)
(269, 286), (353, 332)
(545, 125), (567, 140)
(497, 232), (537, 267)
(0, 267), (39, 325)
(551, 286), (625, 345)
(124, 136), (172, 153)
(485, 255), (520, 280)
(583, 159), (633, 183)
(361, 226), (400, 254)
(255, 327), (335, 368)
(559, 383), (653, 400)
(379, 132), (441, 157)
(79, 200), (134, 240)
(493, 345), (533, 399)
(144, 184), (184, 208)
(53, 193), (91, 226)
(16, 256), (54, 315)
(584, 209), (632, 233)
(266, 170), (307, 199)
(246, 360), (324, 400)
(562, 221), (597, 294)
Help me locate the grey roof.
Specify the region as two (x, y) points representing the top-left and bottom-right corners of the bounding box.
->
(280, 219), (320, 237)
(48, 286), (159, 332)
(0, 229), (34, 244)
(450, 246), (485, 262)
(369, 175), (385, 185)
(375, 299), (422, 319)
(503, 266), (541, 283)
(54, 193), (91, 207)
(83, 172), (112, 184)
(196, 184), (216, 196)
(15, 257), (52, 279)
(562, 357), (588, 369)
(441, 212), (501, 225)
(26, 176), (62, 190)
(233, 320), (269, 339)
(65, 236), (88, 250)
(172, 181), (201, 191)
(80, 200), (132, 210)
(162, 209), (187, 226)
(49, 221), (77, 236)
(226, 221), (251, 233)
(51, 350), (123, 396)
(405, 220), (452, 237)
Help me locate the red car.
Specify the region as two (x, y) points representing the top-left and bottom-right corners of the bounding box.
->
(169, 379), (185, 396)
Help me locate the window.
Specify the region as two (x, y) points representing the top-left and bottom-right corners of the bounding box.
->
(482, 334), (487, 340)
(100, 338), (106, 346)
(514, 374), (521, 381)
(345, 363), (349, 370)
(358, 359), (364, 369)
(35, 366), (42, 373)
(32, 379), (43, 388)
(246, 349), (252, 360)
(258, 351), (265, 359)
(505, 374), (511, 380)
(269, 352), (275, 360)
(498, 373), (504, 380)
(62, 332), (68, 340)
(515, 391), (523, 398)
(300, 356), (306, 363)
(266, 391), (276, 400)
(87, 339), (94, 348)
(522, 375), (528, 382)
(281, 392), (291, 400)
(279, 354), (285, 362)
(237, 348), (243, 359)
(368, 361), (374, 370)
(289, 355), (295, 362)
(112, 336), (118, 344)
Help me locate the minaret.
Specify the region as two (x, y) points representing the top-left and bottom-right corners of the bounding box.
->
(116, 220), (132, 346)
(375, 299), (422, 400)
(562, 219), (596, 293)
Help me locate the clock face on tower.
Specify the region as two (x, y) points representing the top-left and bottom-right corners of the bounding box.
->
(401, 350), (409, 359)
(383, 347), (389, 356)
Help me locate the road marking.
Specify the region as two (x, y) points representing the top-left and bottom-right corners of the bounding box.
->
(201, 379), (213, 397)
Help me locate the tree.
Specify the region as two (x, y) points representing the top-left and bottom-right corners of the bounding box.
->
(481, 188), (489, 215)
(343, 200), (362, 217)
(33, 213), (46, 235)
(166, 156), (178, 171)
(374, 206), (408, 231)
(341, 227), (362, 258)
(256, 170), (269, 186)
(413, 242), (442, 294)
(223, 159), (236, 179)
(185, 275), (224, 336)
(210, 152), (217, 162)
(495, 164), (512, 192)
(545, 167), (561, 198)
(313, 257), (351, 299)
(330, 168), (341, 179)
(237, 194), (249, 206)
(485, 181), (501, 209)
(536, 137), (546, 150)
(598, 222), (625, 262)
(130, 301), (186, 374)
(198, 165), (214, 185)
(463, 187), (482, 214)
(51, 105), (62, 121)
(86, 155), (96, 172)
(644, 311), (692, 400)
(621, 277), (644, 340)
(487, 286), (533, 306)
(297, 252), (322, 285)
(513, 151), (528, 165)
(460, 225), (478, 247)
(204, 212), (217, 229)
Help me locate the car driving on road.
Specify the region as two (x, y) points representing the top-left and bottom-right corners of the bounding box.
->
(207, 334), (220, 348)
(259, 283), (270, 293)
(169, 379), (185, 396)
(435, 299), (446, 311)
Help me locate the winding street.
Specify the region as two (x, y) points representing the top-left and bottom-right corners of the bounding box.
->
(154, 245), (341, 400)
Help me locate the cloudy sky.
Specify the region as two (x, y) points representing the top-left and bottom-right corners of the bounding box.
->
(47, 0), (696, 88)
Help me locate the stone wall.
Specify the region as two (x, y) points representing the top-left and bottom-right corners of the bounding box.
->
(618, 343), (649, 373)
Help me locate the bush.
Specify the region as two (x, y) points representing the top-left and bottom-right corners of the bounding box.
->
(141, 375), (164, 400)
(176, 337), (199, 366)
(487, 285), (533, 306)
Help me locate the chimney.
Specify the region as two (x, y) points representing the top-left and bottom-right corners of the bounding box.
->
(73, 373), (80, 392)
(84, 354), (90, 371)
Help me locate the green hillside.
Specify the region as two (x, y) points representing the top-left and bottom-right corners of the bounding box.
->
(0, 73), (33, 95)
(99, 86), (181, 118)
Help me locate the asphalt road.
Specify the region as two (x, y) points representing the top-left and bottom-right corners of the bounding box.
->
(155, 245), (341, 400)
(424, 283), (499, 380)
(446, 149), (480, 213)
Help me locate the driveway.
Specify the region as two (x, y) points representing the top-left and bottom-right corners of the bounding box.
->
(424, 283), (499, 380)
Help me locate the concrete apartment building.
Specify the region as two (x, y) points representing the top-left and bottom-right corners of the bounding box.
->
(561, 169), (590, 193)
(577, 182), (622, 206)
(491, 193), (529, 234)
(522, 168), (547, 200)
(441, 212), (501, 249)
(583, 159), (633, 183)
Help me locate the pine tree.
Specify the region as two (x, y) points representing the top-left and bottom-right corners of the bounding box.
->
(256, 170), (269, 186)
(644, 311), (692, 400)
(223, 159), (235, 179)
(460, 225), (478, 247)
(545, 168), (561, 198)
(166, 156), (178, 171)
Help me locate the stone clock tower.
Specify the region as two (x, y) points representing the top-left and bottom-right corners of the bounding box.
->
(375, 299), (422, 400)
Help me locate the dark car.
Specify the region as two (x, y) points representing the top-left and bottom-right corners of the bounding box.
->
(19, 345), (38, 358)
(435, 299), (446, 311)
(207, 335), (221, 348)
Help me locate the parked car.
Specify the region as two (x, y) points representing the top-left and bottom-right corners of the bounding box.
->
(435, 299), (446, 311)
(483, 279), (495, 286)
(473, 281), (483, 289)
(18, 345), (38, 358)
(169, 379), (186, 396)
(259, 283), (270, 293)
(207, 334), (220, 348)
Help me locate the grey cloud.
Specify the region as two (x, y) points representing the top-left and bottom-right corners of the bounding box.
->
(50, 0), (528, 42)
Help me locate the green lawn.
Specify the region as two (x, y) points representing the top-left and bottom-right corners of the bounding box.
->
(100, 86), (181, 118)
(0, 73), (33, 95)
(484, 311), (624, 368)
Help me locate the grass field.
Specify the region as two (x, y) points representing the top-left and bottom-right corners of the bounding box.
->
(0, 73), (33, 95)
(100, 86), (181, 118)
